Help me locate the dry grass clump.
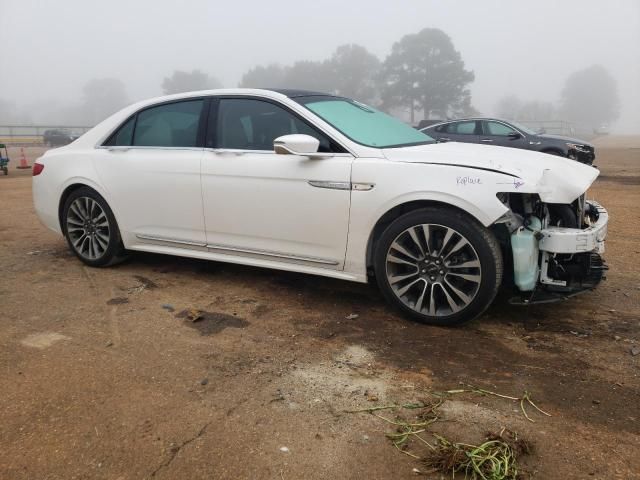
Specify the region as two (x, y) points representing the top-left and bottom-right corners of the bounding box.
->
(424, 429), (533, 480)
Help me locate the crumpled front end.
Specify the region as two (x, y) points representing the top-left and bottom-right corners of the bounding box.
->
(494, 192), (609, 304)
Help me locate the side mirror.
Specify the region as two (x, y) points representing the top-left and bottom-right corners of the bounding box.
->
(274, 134), (322, 158)
(508, 131), (522, 139)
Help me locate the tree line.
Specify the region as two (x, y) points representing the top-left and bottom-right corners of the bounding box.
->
(0, 28), (620, 129)
(496, 65), (619, 128)
(164, 28), (477, 124)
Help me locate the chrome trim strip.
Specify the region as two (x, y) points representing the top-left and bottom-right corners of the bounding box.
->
(307, 180), (351, 190)
(136, 234), (207, 247)
(136, 234), (339, 265)
(204, 148), (352, 158)
(98, 146), (205, 152)
(206, 243), (339, 265)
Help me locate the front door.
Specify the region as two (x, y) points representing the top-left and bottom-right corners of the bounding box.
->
(201, 97), (352, 268)
(480, 120), (528, 149)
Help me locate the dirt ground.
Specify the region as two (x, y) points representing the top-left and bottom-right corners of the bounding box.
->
(1, 139), (639, 480)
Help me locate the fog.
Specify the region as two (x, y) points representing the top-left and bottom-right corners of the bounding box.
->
(1, 0), (638, 132)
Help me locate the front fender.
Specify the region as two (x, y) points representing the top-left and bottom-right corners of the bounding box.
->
(343, 159), (523, 278)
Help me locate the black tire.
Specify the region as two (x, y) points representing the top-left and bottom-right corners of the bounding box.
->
(62, 187), (127, 267)
(374, 207), (503, 326)
(547, 204), (578, 228)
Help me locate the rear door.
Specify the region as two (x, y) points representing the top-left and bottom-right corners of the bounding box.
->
(439, 120), (480, 143)
(95, 99), (207, 245)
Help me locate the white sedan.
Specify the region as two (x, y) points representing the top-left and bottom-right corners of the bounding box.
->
(32, 89), (608, 325)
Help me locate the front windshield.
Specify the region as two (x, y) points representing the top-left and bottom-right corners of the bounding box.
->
(509, 121), (537, 136)
(297, 96), (434, 148)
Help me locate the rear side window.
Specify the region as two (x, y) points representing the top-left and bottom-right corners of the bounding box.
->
(105, 117), (135, 146)
(134, 100), (203, 147)
(444, 121), (476, 135)
(103, 100), (204, 147)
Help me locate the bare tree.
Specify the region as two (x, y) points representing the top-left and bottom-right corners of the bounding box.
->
(496, 96), (557, 121)
(239, 44), (379, 103)
(81, 78), (129, 125)
(162, 69), (222, 95)
(239, 64), (288, 88)
(561, 65), (620, 128)
(325, 44), (380, 104)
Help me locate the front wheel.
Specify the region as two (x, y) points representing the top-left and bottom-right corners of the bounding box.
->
(62, 187), (127, 267)
(374, 207), (503, 326)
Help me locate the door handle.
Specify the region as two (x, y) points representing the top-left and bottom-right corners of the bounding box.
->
(481, 139), (493, 143)
(438, 137), (450, 142)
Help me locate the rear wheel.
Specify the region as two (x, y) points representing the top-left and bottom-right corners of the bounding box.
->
(374, 207), (503, 326)
(62, 187), (127, 267)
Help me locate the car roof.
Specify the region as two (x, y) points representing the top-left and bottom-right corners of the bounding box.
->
(426, 117), (511, 125)
(421, 117), (514, 131)
(128, 88), (337, 112)
(268, 88), (334, 98)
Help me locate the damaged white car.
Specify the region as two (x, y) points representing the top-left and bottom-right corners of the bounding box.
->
(32, 89), (608, 325)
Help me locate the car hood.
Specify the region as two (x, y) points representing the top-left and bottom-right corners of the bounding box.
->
(381, 142), (599, 204)
(538, 133), (593, 147)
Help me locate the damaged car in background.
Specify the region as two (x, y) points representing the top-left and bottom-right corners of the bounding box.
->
(31, 88), (608, 326)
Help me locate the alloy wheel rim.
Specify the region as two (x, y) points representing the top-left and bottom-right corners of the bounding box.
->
(66, 197), (110, 260)
(385, 224), (482, 317)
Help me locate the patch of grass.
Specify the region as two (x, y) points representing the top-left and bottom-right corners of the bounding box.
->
(424, 429), (532, 480)
(346, 386), (543, 477)
(378, 399), (443, 458)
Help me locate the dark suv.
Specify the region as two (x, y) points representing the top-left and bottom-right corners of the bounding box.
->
(43, 129), (78, 147)
(421, 118), (595, 165)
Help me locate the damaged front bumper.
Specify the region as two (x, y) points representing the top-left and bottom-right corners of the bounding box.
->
(538, 201), (607, 255)
(510, 201), (609, 305)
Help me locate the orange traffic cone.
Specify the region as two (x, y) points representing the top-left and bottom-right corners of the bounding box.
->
(16, 147), (30, 169)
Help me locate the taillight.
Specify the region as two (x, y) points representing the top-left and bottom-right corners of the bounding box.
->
(32, 163), (44, 176)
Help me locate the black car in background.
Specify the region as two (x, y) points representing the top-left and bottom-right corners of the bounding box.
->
(421, 118), (595, 165)
(43, 129), (78, 147)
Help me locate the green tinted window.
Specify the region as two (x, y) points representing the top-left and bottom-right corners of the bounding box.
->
(105, 116), (135, 146)
(133, 100), (203, 147)
(216, 98), (334, 152)
(301, 98), (433, 148)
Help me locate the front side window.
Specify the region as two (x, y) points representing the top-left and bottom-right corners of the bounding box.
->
(297, 96), (433, 148)
(215, 98), (334, 152)
(485, 121), (516, 136)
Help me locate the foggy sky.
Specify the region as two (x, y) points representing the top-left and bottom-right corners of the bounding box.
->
(1, 0), (639, 132)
